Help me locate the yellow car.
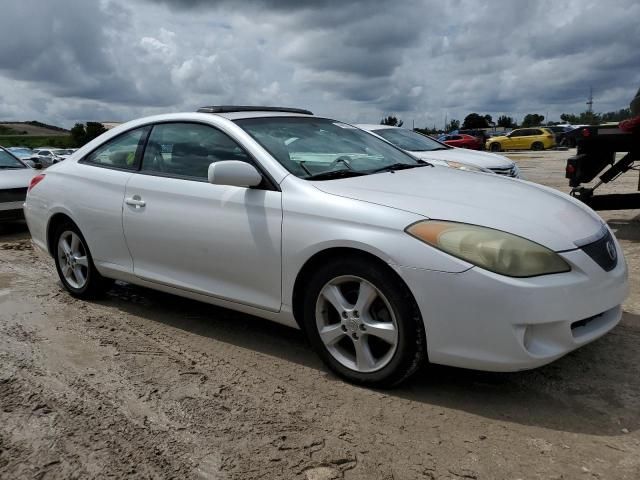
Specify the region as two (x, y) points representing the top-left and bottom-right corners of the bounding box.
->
(486, 128), (556, 152)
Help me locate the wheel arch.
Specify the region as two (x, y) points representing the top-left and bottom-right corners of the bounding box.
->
(291, 246), (417, 331)
(46, 211), (78, 256)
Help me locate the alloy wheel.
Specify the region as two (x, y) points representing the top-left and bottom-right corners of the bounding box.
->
(315, 275), (399, 373)
(57, 231), (89, 289)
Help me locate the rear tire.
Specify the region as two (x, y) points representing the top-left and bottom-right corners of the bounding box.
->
(489, 142), (501, 152)
(531, 141), (544, 151)
(53, 221), (112, 299)
(302, 256), (426, 388)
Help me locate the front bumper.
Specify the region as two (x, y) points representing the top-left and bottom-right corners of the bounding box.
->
(487, 164), (521, 178)
(394, 240), (628, 372)
(0, 201), (26, 221)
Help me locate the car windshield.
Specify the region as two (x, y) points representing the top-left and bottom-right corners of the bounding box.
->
(371, 128), (450, 152)
(7, 148), (32, 158)
(235, 117), (423, 179)
(0, 149), (26, 168)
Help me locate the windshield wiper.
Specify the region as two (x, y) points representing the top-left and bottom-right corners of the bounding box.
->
(305, 169), (368, 181)
(368, 162), (430, 174)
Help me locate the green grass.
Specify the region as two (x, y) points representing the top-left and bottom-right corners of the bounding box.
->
(0, 135), (74, 148)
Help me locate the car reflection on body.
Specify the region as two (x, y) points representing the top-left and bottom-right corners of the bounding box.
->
(24, 107), (628, 387)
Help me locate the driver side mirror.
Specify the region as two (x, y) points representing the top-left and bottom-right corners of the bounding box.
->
(208, 161), (263, 188)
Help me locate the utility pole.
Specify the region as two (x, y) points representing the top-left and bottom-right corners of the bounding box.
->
(586, 87), (594, 113)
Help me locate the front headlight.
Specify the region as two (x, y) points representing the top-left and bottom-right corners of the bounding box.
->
(406, 221), (571, 277)
(444, 161), (491, 173)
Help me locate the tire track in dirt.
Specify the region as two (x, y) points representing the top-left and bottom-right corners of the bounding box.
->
(2, 228), (640, 479)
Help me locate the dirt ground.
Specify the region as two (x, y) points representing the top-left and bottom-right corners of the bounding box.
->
(1, 150), (639, 480)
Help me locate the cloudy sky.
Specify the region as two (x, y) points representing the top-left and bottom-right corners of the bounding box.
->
(1, 0), (639, 129)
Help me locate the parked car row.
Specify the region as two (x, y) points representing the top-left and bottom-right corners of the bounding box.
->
(438, 133), (484, 150)
(485, 128), (556, 152)
(21, 106), (628, 387)
(5, 146), (77, 167)
(439, 125), (592, 152)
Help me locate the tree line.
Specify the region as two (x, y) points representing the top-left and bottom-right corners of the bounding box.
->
(70, 122), (108, 147)
(382, 107), (632, 134)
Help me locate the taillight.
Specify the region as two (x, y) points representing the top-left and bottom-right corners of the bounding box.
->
(28, 174), (45, 192)
(582, 128), (591, 137)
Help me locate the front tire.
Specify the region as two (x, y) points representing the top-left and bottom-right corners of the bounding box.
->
(489, 142), (501, 152)
(302, 257), (426, 387)
(53, 222), (112, 298)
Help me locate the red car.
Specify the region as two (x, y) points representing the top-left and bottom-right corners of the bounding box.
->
(438, 134), (483, 150)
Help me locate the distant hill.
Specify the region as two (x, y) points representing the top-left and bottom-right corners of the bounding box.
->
(0, 121), (70, 136)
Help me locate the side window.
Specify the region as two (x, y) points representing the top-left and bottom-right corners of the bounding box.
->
(84, 127), (148, 170)
(532, 129), (542, 135)
(510, 130), (522, 137)
(141, 123), (251, 180)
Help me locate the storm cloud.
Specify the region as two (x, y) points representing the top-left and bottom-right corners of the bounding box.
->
(0, 0), (638, 128)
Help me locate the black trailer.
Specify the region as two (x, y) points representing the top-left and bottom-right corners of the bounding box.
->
(565, 120), (640, 211)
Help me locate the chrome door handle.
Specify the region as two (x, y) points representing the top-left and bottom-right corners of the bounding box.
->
(125, 196), (146, 208)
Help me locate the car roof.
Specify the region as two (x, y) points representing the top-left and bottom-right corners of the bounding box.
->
(215, 111), (316, 120)
(195, 105), (315, 121)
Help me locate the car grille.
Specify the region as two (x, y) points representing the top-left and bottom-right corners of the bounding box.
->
(488, 165), (518, 177)
(580, 229), (618, 272)
(0, 187), (27, 204)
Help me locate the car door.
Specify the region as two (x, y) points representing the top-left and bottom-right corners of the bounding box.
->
(444, 135), (461, 147)
(69, 126), (149, 272)
(530, 128), (544, 148)
(506, 129), (524, 149)
(122, 122), (283, 312)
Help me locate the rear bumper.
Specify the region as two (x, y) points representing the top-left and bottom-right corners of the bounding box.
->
(394, 240), (628, 372)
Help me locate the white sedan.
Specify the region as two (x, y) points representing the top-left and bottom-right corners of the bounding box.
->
(356, 124), (521, 177)
(24, 107), (628, 387)
(1, 147), (38, 222)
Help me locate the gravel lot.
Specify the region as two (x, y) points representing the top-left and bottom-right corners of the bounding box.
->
(1, 150), (639, 479)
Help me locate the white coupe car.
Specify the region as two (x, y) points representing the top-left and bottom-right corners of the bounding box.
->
(1, 147), (38, 222)
(356, 124), (521, 178)
(24, 107), (628, 387)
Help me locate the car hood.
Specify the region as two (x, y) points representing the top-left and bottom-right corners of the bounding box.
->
(312, 167), (604, 251)
(409, 148), (514, 169)
(0, 168), (35, 189)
